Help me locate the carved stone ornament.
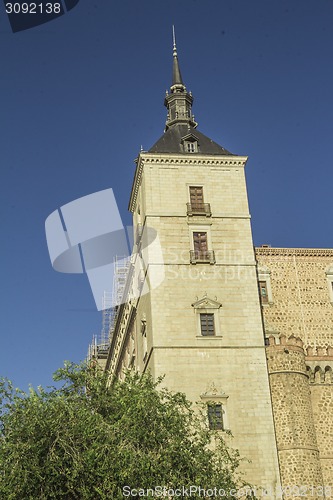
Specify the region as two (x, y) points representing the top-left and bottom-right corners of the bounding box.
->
(201, 381), (229, 400)
(191, 295), (222, 310)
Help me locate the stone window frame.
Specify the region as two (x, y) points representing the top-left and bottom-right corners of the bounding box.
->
(326, 265), (333, 304)
(181, 133), (199, 154)
(201, 382), (229, 431)
(258, 280), (269, 304)
(192, 295), (222, 338)
(257, 266), (273, 306)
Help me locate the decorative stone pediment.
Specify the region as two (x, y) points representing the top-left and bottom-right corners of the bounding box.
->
(191, 295), (222, 310)
(180, 132), (199, 144)
(201, 381), (228, 400)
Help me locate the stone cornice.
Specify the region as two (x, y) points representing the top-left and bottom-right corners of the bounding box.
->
(128, 156), (144, 214)
(256, 247), (333, 258)
(128, 153), (248, 213)
(138, 153), (248, 166)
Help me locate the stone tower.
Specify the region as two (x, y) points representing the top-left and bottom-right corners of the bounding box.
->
(266, 335), (324, 495)
(105, 35), (282, 492)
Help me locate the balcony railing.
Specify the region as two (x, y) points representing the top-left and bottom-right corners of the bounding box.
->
(187, 202), (211, 216)
(190, 250), (215, 264)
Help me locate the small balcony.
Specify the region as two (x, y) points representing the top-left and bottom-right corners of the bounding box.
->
(187, 202), (211, 217)
(190, 250), (215, 264)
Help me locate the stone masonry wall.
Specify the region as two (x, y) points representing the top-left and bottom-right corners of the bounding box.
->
(266, 335), (324, 499)
(257, 248), (333, 496)
(255, 248), (333, 348)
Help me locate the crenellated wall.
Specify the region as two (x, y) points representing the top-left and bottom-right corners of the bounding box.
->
(306, 346), (333, 489)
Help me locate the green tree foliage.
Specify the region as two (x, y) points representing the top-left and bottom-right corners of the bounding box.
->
(0, 363), (253, 499)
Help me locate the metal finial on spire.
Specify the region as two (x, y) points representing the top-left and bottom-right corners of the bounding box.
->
(172, 25), (177, 57)
(171, 26), (184, 86)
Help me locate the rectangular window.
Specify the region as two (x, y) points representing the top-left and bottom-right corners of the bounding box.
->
(189, 186), (204, 208)
(187, 186), (211, 217)
(193, 231), (208, 253)
(190, 229), (215, 264)
(259, 281), (268, 304)
(208, 404), (223, 430)
(200, 313), (215, 336)
(186, 141), (197, 153)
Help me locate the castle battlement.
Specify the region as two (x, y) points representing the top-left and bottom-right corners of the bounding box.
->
(304, 345), (333, 384)
(266, 335), (333, 384)
(306, 364), (333, 385)
(266, 334), (308, 376)
(267, 334), (304, 351)
(303, 346), (333, 386)
(306, 345), (333, 359)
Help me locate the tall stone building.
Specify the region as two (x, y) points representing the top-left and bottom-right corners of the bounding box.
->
(92, 39), (333, 498)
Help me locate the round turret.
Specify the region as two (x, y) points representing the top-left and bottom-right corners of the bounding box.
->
(266, 335), (325, 496)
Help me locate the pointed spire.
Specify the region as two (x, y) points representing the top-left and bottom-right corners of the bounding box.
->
(172, 25), (183, 86)
(164, 28), (197, 131)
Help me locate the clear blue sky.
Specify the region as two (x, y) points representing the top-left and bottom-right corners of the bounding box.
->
(1, 1), (332, 391)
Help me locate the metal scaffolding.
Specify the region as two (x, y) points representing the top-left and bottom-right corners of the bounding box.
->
(101, 291), (113, 346)
(87, 256), (130, 361)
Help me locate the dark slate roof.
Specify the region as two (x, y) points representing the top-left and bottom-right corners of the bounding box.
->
(148, 124), (234, 155)
(173, 55), (183, 85)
